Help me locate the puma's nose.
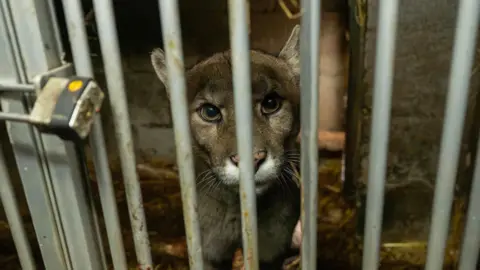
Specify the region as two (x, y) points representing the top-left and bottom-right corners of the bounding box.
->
(229, 151), (267, 173)
(253, 151), (267, 172)
(230, 154), (240, 166)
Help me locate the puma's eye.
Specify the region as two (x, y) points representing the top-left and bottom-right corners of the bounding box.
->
(199, 103), (222, 122)
(261, 93), (282, 115)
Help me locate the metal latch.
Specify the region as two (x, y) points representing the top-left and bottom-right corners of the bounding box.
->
(0, 76), (105, 141)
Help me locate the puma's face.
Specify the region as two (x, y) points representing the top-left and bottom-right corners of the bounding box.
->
(151, 26), (301, 194)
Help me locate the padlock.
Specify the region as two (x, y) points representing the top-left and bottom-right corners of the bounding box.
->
(29, 76), (105, 141)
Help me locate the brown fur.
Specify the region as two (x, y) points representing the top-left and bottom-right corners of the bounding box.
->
(151, 25), (301, 270)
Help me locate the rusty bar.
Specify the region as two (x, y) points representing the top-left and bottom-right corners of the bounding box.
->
(425, 0), (480, 269)
(60, 0), (128, 269)
(228, 0), (259, 269)
(361, 0), (399, 269)
(157, 0), (204, 269)
(299, 0), (321, 269)
(91, 0), (153, 268)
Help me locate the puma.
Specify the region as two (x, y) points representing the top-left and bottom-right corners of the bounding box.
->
(151, 25), (302, 270)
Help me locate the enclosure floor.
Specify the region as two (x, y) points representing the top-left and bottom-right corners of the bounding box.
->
(0, 155), (464, 269)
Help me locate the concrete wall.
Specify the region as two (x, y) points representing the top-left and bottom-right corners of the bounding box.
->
(351, 0), (480, 243)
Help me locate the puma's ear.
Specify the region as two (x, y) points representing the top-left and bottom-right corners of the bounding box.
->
(278, 25), (300, 75)
(150, 48), (170, 97)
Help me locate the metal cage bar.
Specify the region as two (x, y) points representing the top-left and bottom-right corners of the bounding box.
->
(425, 0), (480, 269)
(299, 0), (321, 269)
(0, 133), (36, 270)
(59, 142), (107, 270)
(60, 0), (128, 269)
(458, 133), (480, 270)
(158, 0), (204, 269)
(91, 0), (153, 268)
(361, 1), (400, 269)
(228, 0), (260, 269)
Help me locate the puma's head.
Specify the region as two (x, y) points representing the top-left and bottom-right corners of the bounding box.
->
(151, 25), (301, 194)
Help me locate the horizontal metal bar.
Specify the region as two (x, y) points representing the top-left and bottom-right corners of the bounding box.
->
(458, 133), (480, 270)
(158, 0), (204, 269)
(299, 0), (321, 269)
(0, 82), (35, 92)
(0, 131), (36, 270)
(228, 0), (259, 269)
(60, 0), (128, 268)
(0, 65), (73, 94)
(425, 0), (480, 269)
(0, 111), (31, 123)
(0, 65), (74, 94)
(91, 0), (153, 267)
(361, 0), (400, 269)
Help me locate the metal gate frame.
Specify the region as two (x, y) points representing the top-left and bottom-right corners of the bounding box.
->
(0, 0), (107, 269)
(0, 0), (480, 270)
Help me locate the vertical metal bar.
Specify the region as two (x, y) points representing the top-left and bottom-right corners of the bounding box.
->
(91, 0), (153, 268)
(0, 1), (26, 81)
(158, 1), (204, 269)
(45, 0), (65, 62)
(57, 142), (105, 270)
(299, 1), (321, 269)
(361, 1), (399, 269)
(228, 0), (259, 269)
(0, 133), (36, 270)
(425, 1), (480, 269)
(6, 0), (63, 78)
(0, 1), (70, 269)
(458, 134), (480, 270)
(60, 0), (128, 269)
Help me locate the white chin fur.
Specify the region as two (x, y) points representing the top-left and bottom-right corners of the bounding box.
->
(220, 155), (278, 191)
